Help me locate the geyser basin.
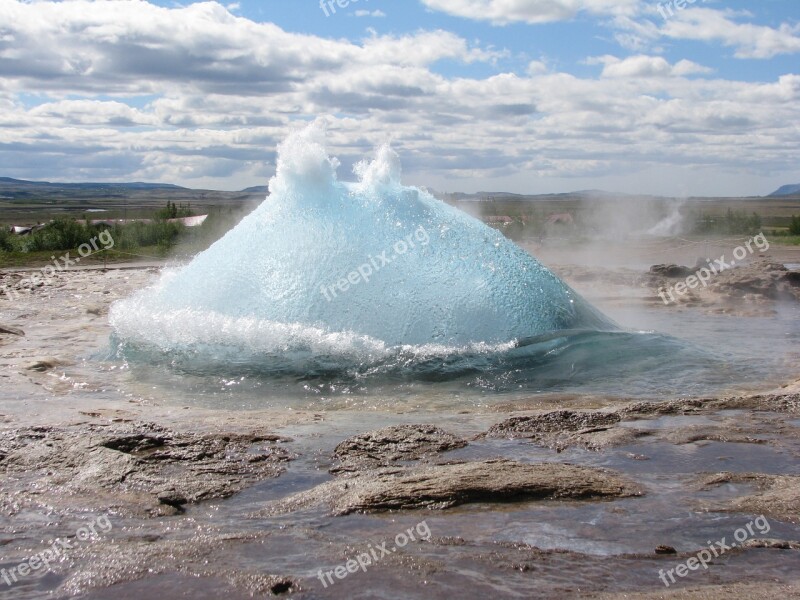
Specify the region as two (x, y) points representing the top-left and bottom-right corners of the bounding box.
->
(110, 123), (614, 367)
(109, 123), (746, 403)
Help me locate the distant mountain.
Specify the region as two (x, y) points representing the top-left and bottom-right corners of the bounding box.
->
(0, 177), (185, 191)
(769, 184), (800, 197)
(241, 185), (269, 194)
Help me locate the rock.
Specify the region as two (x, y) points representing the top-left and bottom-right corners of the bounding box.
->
(592, 582), (800, 599)
(662, 425), (769, 445)
(483, 410), (642, 451)
(78, 408), (136, 422)
(258, 459), (642, 516)
(155, 489), (189, 509)
(783, 271), (800, 286)
(331, 424), (468, 474)
(697, 472), (800, 524)
(764, 262), (788, 271)
(647, 261), (800, 314)
(487, 410), (621, 435)
(650, 264), (694, 278)
(54, 532), (299, 599)
(625, 452), (650, 461)
(0, 324), (24, 337)
(621, 398), (707, 417)
(0, 424), (292, 517)
(621, 394), (800, 416)
(742, 539), (800, 550)
(26, 357), (70, 372)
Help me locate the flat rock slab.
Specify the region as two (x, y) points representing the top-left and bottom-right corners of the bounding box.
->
(331, 424), (468, 474)
(0, 324), (24, 336)
(698, 472), (800, 524)
(55, 533), (298, 598)
(620, 394), (800, 416)
(0, 423), (292, 517)
(484, 410), (643, 451)
(259, 459), (642, 516)
(647, 261), (800, 313)
(591, 582), (800, 599)
(486, 410), (622, 435)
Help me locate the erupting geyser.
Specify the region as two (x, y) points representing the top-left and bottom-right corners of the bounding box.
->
(110, 122), (614, 370)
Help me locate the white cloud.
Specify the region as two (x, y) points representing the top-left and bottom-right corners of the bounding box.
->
(0, 0), (797, 195)
(591, 55), (713, 78)
(28, 99), (157, 125)
(354, 10), (386, 18)
(360, 30), (503, 66)
(660, 8), (800, 59)
(0, 2), (493, 95)
(421, 1), (800, 61)
(527, 60), (548, 76)
(420, 0), (642, 24)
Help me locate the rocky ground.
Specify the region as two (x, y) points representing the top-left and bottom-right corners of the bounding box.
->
(1, 423), (293, 518)
(551, 260), (800, 317)
(1, 251), (799, 599)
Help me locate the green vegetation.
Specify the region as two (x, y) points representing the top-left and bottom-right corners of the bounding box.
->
(1, 217), (184, 255)
(154, 200), (195, 220)
(109, 221), (185, 251)
(22, 218), (110, 253)
(0, 227), (13, 252)
(764, 215), (800, 242)
(0, 202), (253, 268)
(692, 209), (762, 235)
(770, 234), (800, 245)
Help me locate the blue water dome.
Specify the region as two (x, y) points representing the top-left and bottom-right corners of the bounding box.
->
(110, 121), (613, 362)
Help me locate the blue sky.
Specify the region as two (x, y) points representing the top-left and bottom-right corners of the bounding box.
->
(0, 0), (798, 195)
(231, 0), (800, 82)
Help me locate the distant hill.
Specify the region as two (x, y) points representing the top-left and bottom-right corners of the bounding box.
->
(0, 177), (185, 191)
(435, 189), (658, 203)
(241, 185), (269, 194)
(769, 184), (800, 197)
(474, 191), (526, 199)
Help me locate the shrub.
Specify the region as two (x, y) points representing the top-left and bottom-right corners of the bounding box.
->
(154, 201), (194, 220)
(790, 215), (800, 236)
(0, 227), (15, 252)
(110, 221), (185, 250)
(23, 218), (108, 253)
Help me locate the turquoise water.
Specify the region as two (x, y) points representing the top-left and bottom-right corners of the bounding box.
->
(106, 124), (800, 408)
(110, 123), (608, 356)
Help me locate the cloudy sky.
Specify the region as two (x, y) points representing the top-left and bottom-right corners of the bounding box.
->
(1, 0), (798, 196)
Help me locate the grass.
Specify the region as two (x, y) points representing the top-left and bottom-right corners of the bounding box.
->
(0, 206), (251, 269)
(772, 235), (800, 246)
(0, 246), (176, 269)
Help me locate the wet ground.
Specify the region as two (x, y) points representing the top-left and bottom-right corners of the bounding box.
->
(1, 241), (799, 599)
